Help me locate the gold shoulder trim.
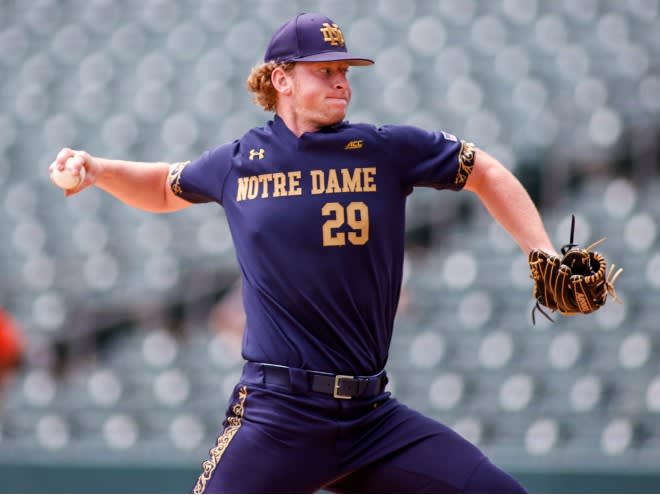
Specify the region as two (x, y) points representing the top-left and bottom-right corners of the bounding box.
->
(168, 160), (191, 196)
(454, 141), (476, 186)
(193, 386), (247, 494)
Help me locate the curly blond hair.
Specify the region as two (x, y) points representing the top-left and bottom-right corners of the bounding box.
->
(246, 61), (295, 112)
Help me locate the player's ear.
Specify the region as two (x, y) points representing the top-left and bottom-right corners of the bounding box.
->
(271, 66), (293, 96)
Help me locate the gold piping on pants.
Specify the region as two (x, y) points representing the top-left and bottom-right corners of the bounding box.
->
(193, 386), (247, 494)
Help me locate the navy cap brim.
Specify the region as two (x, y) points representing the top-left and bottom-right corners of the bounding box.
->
(289, 51), (374, 66)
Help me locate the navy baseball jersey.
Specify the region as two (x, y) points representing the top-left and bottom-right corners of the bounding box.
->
(170, 115), (475, 375)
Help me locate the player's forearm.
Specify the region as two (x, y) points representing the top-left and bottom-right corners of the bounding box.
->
(94, 158), (182, 213)
(50, 148), (192, 212)
(465, 151), (557, 255)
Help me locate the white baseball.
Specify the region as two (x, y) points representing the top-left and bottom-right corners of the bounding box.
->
(52, 163), (86, 190)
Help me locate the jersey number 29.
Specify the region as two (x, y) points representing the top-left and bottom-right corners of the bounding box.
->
(321, 202), (369, 247)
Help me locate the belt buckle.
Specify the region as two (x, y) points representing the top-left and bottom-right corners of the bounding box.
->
(333, 375), (354, 400)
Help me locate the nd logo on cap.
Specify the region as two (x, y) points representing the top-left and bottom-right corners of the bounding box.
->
(263, 13), (374, 66)
(319, 22), (345, 47)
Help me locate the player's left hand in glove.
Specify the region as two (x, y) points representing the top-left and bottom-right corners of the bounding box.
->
(528, 215), (623, 324)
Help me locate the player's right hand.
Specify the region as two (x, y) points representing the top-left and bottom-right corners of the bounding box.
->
(49, 148), (100, 197)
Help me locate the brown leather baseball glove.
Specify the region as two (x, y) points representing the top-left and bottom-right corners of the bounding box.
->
(528, 215), (623, 324)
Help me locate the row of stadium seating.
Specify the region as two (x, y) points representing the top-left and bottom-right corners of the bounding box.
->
(4, 175), (660, 342)
(2, 1), (659, 173)
(2, 316), (659, 468)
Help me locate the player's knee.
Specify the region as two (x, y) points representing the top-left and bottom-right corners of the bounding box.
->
(464, 458), (527, 494)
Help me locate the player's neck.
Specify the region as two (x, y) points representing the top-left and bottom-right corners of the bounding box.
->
(275, 107), (343, 138)
(275, 110), (320, 137)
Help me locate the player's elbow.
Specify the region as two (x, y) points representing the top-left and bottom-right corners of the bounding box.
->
(162, 187), (194, 213)
(464, 150), (509, 194)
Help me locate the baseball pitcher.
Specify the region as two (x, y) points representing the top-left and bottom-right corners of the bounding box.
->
(50, 13), (620, 493)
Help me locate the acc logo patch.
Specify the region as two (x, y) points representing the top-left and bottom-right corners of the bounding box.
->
(344, 140), (363, 150)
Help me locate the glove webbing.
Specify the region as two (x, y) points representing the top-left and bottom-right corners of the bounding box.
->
(531, 215), (579, 325)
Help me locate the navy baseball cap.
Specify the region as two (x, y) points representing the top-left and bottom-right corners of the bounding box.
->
(264, 13), (374, 66)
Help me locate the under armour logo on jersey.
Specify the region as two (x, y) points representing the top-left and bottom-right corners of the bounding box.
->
(320, 22), (345, 47)
(249, 148), (265, 160)
(344, 140), (363, 150)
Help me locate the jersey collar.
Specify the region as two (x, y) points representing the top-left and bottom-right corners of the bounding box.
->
(271, 114), (347, 144)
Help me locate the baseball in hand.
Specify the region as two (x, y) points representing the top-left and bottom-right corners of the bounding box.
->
(52, 162), (86, 190)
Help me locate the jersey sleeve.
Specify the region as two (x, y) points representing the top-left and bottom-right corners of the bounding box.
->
(168, 142), (237, 205)
(380, 125), (476, 191)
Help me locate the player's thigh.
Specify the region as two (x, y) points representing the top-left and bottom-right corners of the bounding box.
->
(192, 386), (334, 494)
(194, 420), (332, 493)
(328, 427), (526, 494)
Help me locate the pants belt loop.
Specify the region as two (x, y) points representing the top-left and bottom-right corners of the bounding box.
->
(288, 367), (309, 393)
(244, 361), (266, 385)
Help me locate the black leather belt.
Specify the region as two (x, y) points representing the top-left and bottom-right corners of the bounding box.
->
(247, 362), (388, 400)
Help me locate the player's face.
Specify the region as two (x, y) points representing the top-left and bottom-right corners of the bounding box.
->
(290, 61), (352, 128)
